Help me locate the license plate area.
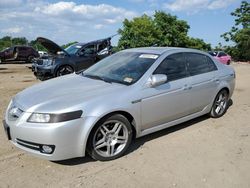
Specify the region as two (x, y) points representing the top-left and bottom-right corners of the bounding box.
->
(3, 120), (11, 140)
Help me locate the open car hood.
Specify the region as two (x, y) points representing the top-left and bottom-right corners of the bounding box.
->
(36, 37), (69, 56)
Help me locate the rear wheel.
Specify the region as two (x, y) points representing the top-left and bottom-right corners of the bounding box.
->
(87, 114), (133, 161)
(210, 89), (229, 118)
(56, 65), (74, 77)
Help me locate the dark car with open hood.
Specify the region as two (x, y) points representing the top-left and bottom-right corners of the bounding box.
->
(32, 37), (112, 80)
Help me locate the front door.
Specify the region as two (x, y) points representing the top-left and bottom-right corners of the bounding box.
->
(76, 44), (96, 71)
(140, 53), (191, 131)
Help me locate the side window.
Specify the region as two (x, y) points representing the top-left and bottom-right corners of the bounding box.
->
(82, 45), (95, 55)
(206, 56), (218, 71)
(186, 53), (214, 76)
(98, 42), (108, 52)
(153, 53), (187, 82)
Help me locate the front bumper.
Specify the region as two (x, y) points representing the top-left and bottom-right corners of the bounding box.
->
(32, 63), (54, 80)
(3, 114), (98, 161)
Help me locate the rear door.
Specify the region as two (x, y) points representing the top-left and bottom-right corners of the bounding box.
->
(4, 47), (14, 60)
(140, 53), (191, 130)
(185, 52), (218, 114)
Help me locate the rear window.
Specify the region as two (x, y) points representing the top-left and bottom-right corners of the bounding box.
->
(186, 53), (217, 76)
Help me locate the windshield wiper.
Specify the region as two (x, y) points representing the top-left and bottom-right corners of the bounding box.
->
(83, 74), (112, 84)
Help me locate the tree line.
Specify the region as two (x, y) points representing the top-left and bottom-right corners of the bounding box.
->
(0, 1), (249, 61)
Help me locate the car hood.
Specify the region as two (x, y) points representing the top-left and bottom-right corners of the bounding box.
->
(14, 74), (125, 113)
(36, 37), (69, 56)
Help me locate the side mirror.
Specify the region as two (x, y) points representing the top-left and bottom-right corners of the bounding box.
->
(147, 74), (167, 87)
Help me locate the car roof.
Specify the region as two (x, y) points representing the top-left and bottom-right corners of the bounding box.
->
(122, 47), (206, 55)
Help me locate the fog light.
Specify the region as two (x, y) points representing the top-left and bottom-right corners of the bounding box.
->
(41, 145), (53, 154)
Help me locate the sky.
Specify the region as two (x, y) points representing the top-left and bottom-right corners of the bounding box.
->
(0, 0), (243, 47)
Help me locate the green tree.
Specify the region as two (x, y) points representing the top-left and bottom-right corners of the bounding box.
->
(221, 1), (250, 61)
(118, 15), (161, 49)
(154, 11), (190, 47)
(186, 37), (211, 51)
(29, 40), (47, 51)
(118, 11), (211, 51)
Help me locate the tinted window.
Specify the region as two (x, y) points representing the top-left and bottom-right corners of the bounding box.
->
(186, 53), (216, 76)
(206, 56), (218, 71)
(83, 45), (96, 55)
(154, 53), (187, 82)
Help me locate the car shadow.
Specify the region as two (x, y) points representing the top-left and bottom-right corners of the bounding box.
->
(54, 99), (234, 166)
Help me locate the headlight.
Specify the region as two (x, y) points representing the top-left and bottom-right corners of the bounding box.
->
(43, 59), (54, 66)
(27, 110), (82, 123)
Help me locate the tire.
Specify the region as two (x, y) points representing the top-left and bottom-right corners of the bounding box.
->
(56, 65), (74, 77)
(210, 89), (229, 118)
(87, 114), (133, 161)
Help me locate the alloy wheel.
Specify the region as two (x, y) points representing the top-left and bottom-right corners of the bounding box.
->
(56, 66), (74, 76)
(93, 120), (129, 158)
(210, 90), (229, 118)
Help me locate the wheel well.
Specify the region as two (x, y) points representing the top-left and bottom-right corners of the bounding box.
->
(56, 64), (74, 74)
(220, 87), (229, 95)
(91, 111), (137, 140)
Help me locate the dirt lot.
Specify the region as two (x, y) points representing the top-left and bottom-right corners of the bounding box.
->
(0, 63), (249, 188)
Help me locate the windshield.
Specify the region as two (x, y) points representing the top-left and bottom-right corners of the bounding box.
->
(65, 44), (82, 55)
(83, 51), (158, 85)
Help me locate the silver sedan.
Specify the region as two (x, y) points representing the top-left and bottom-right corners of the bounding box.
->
(3, 47), (235, 161)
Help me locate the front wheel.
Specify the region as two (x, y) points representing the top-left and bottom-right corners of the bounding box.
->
(56, 65), (74, 77)
(210, 89), (229, 118)
(87, 114), (133, 161)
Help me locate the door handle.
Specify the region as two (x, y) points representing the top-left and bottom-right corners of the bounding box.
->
(183, 85), (192, 90)
(213, 78), (219, 82)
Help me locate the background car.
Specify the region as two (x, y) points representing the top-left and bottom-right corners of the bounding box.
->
(208, 51), (231, 65)
(0, 45), (39, 63)
(32, 37), (113, 80)
(4, 47), (235, 161)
